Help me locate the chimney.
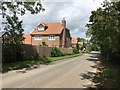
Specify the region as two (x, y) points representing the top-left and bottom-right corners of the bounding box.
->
(62, 18), (66, 29)
(61, 18), (67, 48)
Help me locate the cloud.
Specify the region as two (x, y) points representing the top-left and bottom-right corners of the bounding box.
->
(19, 0), (104, 38)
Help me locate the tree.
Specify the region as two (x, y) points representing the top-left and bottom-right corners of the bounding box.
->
(86, 0), (120, 62)
(73, 43), (80, 54)
(77, 37), (86, 42)
(1, 1), (45, 62)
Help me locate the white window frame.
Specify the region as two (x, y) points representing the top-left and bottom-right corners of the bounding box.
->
(48, 35), (55, 40)
(34, 35), (42, 40)
(38, 26), (44, 31)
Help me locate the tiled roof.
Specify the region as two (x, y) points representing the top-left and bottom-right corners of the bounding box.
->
(23, 34), (31, 44)
(71, 38), (83, 45)
(31, 22), (63, 35)
(71, 38), (77, 44)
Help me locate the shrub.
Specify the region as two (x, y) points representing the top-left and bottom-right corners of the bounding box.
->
(73, 48), (79, 54)
(39, 55), (49, 63)
(39, 41), (48, 46)
(66, 52), (75, 55)
(2, 44), (23, 63)
(51, 47), (63, 57)
(73, 43), (80, 54)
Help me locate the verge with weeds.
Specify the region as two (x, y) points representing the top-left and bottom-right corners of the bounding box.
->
(90, 58), (120, 89)
(2, 54), (80, 73)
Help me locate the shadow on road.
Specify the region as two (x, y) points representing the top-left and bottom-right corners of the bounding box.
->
(80, 72), (93, 80)
(87, 51), (100, 64)
(87, 58), (99, 62)
(79, 51), (101, 88)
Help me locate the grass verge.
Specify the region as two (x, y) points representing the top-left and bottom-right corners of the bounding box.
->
(2, 60), (43, 73)
(2, 54), (80, 73)
(48, 54), (80, 61)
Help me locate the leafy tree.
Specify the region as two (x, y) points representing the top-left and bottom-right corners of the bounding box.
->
(86, 0), (120, 62)
(73, 43), (80, 54)
(1, 1), (45, 62)
(77, 37), (86, 42)
(77, 37), (87, 51)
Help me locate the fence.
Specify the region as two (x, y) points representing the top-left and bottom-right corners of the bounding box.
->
(23, 44), (52, 60)
(23, 44), (73, 60)
(59, 48), (73, 54)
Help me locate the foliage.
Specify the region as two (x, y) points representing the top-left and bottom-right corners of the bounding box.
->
(51, 47), (75, 57)
(73, 43), (80, 54)
(49, 54), (80, 61)
(99, 59), (120, 88)
(39, 55), (50, 64)
(2, 54), (80, 73)
(51, 47), (64, 57)
(85, 43), (92, 53)
(1, 1), (45, 63)
(86, 1), (120, 62)
(2, 44), (23, 63)
(2, 56), (47, 73)
(77, 37), (86, 42)
(39, 41), (48, 46)
(77, 37), (86, 50)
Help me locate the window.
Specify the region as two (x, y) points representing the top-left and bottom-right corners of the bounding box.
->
(34, 35), (42, 40)
(48, 35), (55, 40)
(38, 27), (44, 31)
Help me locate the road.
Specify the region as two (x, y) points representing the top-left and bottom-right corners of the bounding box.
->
(2, 52), (99, 88)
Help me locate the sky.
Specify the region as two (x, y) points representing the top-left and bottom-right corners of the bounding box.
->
(0, 0), (104, 38)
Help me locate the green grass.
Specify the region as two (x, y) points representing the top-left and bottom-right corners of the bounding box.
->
(2, 60), (43, 72)
(2, 54), (80, 72)
(48, 54), (80, 61)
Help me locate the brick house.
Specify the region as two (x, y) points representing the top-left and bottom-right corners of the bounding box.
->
(0, 31), (8, 46)
(23, 34), (32, 45)
(24, 18), (72, 48)
(71, 38), (83, 48)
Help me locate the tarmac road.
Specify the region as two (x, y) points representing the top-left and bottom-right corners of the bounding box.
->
(2, 52), (99, 88)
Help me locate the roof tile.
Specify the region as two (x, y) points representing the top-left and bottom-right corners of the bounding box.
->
(31, 22), (63, 35)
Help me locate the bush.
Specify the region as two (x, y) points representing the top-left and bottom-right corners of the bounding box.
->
(2, 44), (23, 63)
(73, 48), (79, 54)
(73, 43), (80, 54)
(65, 52), (74, 55)
(39, 55), (50, 63)
(51, 47), (63, 57)
(39, 41), (48, 46)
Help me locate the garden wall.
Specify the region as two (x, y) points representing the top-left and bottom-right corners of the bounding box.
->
(23, 44), (52, 60)
(23, 44), (73, 60)
(59, 48), (73, 54)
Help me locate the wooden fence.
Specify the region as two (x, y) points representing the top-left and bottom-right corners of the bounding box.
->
(23, 44), (52, 60)
(23, 44), (73, 60)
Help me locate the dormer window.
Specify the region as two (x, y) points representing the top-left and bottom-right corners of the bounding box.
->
(38, 26), (44, 31)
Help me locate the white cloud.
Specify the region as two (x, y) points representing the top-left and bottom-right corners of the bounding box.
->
(19, 0), (104, 37)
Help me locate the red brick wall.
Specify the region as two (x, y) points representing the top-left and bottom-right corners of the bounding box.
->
(31, 35), (60, 47)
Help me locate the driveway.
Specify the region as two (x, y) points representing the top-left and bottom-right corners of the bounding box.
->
(2, 52), (99, 88)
